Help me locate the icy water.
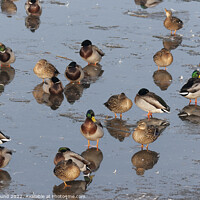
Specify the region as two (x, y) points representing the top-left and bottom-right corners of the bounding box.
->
(0, 0), (200, 199)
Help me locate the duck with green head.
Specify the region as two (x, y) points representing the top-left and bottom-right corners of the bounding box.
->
(54, 147), (91, 175)
(79, 40), (105, 65)
(65, 62), (84, 84)
(80, 110), (104, 151)
(0, 43), (15, 67)
(25, 0), (42, 16)
(134, 88), (170, 119)
(179, 70), (200, 105)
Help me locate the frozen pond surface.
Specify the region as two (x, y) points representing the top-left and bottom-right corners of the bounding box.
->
(1, 0), (200, 199)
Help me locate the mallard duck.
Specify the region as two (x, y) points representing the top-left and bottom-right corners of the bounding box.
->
(132, 121), (160, 149)
(191, 70), (200, 78)
(54, 147), (91, 175)
(54, 159), (80, 188)
(65, 62), (84, 83)
(134, 88), (170, 119)
(104, 93), (133, 119)
(153, 48), (173, 70)
(164, 8), (183, 36)
(25, 0), (42, 16)
(79, 40), (105, 65)
(33, 59), (59, 82)
(0, 146), (12, 168)
(43, 77), (63, 95)
(80, 110), (104, 150)
(0, 131), (11, 144)
(134, 0), (162, 9)
(0, 43), (15, 67)
(1, 0), (17, 16)
(179, 78), (200, 105)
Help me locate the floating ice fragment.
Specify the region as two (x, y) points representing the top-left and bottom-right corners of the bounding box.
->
(113, 169), (117, 174)
(155, 171), (159, 174)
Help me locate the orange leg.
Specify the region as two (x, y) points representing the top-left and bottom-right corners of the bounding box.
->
(64, 182), (71, 188)
(146, 144), (149, 150)
(88, 140), (90, 149)
(174, 30), (177, 36)
(195, 98), (197, 105)
(189, 99), (192, 105)
(141, 144), (144, 149)
(96, 139), (99, 151)
(147, 112), (152, 120)
(158, 66), (160, 70)
(171, 30), (172, 35)
(165, 67), (166, 70)
(114, 113), (117, 119)
(120, 113), (122, 119)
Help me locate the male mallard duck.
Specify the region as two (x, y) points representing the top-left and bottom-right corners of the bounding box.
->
(104, 93), (133, 119)
(43, 77), (63, 95)
(80, 110), (104, 150)
(25, 0), (42, 16)
(0, 146), (12, 168)
(0, 43), (15, 67)
(179, 77), (200, 105)
(54, 147), (91, 175)
(54, 159), (80, 188)
(79, 40), (105, 65)
(191, 70), (200, 78)
(134, 0), (162, 9)
(33, 59), (59, 82)
(153, 48), (173, 70)
(132, 121), (160, 149)
(0, 131), (11, 144)
(65, 62), (84, 83)
(164, 8), (183, 36)
(134, 88), (170, 119)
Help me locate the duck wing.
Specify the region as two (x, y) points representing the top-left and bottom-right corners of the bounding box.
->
(92, 45), (105, 57)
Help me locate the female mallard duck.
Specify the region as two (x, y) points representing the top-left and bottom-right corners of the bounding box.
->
(54, 159), (80, 188)
(132, 121), (160, 149)
(80, 110), (104, 150)
(43, 77), (63, 95)
(164, 8), (183, 36)
(79, 40), (105, 65)
(0, 131), (11, 144)
(1, 0), (17, 16)
(65, 62), (84, 83)
(0, 43), (15, 67)
(33, 59), (59, 82)
(0, 146), (12, 168)
(179, 77), (200, 105)
(104, 93), (133, 119)
(153, 48), (173, 70)
(25, 0), (42, 16)
(54, 147), (91, 175)
(134, 88), (170, 119)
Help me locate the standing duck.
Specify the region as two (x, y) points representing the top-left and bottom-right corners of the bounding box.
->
(25, 0), (42, 16)
(65, 62), (84, 83)
(134, 88), (170, 119)
(153, 48), (173, 70)
(54, 147), (91, 175)
(104, 93), (133, 119)
(179, 76), (200, 105)
(79, 40), (105, 65)
(0, 131), (11, 144)
(0, 43), (15, 67)
(132, 121), (160, 149)
(54, 159), (80, 188)
(164, 8), (183, 36)
(43, 77), (63, 95)
(0, 146), (12, 169)
(80, 110), (104, 150)
(33, 59), (59, 82)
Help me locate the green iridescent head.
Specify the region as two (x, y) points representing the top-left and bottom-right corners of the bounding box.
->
(58, 147), (70, 153)
(0, 44), (6, 53)
(86, 110), (95, 118)
(192, 70), (200, 78)
(140, 5), (147, 9)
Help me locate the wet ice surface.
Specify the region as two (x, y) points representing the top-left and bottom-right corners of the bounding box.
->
(0, 0), (200, 199)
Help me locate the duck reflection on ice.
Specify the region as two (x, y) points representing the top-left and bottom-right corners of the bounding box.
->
(0, 170), (11, 189)
(131, 149), (159, 175)
(105, 118), (132, 142)
(163, 35), (182, 51)
(178, 104), (200, 124)
(32, 82), (64, 110)
(25, 15), (40, 32)
(53, 177), (93, 200)
(134, 0), (162, 9)
(81, 147), (103, 173)
(1, 0), (17, 17)
(153, 69), (172, 91)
